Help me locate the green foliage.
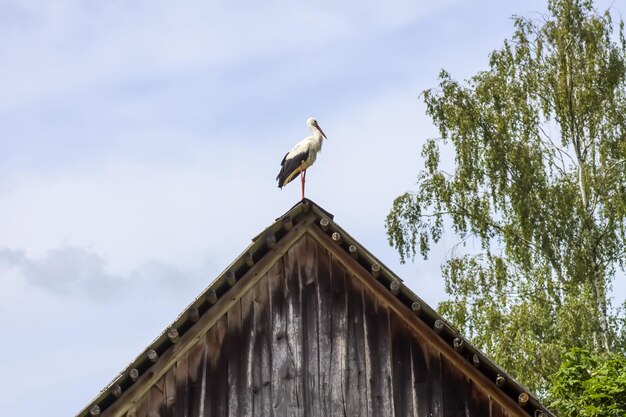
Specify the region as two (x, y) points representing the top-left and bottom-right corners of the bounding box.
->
(387, 0), (626, 393)
(547, 348), (626, 416)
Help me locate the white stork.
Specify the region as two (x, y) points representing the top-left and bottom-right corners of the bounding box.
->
(276, 117), (327, 199)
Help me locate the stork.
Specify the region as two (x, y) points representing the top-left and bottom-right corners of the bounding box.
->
(276, 117), (327, 199)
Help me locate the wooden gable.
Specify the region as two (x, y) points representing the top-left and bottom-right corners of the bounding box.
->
(79, 200), (552, 417)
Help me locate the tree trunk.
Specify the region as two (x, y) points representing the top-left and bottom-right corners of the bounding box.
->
(591, 271), (611, 352)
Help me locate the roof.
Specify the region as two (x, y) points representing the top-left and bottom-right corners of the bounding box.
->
(77, 199), (553, 417)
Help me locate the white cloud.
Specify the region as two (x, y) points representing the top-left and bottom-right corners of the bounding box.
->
(0, 246), (208, 301)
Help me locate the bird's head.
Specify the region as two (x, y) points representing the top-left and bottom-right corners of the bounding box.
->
(307, 117), (327, 139)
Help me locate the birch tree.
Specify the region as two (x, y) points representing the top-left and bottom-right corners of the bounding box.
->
(386, 0), (626, 392)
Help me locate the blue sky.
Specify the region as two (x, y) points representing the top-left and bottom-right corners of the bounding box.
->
(1, 1), (624, 416)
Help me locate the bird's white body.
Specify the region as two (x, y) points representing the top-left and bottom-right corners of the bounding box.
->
(281, 132), (324, 184)
(276, 118), (327, 191)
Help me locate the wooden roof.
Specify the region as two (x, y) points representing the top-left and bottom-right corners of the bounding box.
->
(77, 199), (553, 417)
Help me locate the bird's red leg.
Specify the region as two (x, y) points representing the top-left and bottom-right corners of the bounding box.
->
(300, 170), (306, 199)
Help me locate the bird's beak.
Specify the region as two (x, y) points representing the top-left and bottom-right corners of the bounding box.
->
(315, 123), (327, 139)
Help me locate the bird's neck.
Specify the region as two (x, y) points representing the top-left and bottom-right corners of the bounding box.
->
(310, 127), (324, 140)
(310, 133), (324, 152)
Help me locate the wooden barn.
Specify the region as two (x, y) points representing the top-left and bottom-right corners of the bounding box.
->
(78, 200), (553, 417)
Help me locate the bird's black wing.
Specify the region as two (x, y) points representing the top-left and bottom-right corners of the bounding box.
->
(276, 149), (309, 188)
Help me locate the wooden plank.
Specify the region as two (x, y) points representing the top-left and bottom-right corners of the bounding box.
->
(163, 363), (176, 417)
(239, 280), (255, 417)
(360, 285), (373, 417)
(251, 273), (272, 417)
(173, 352), (188, 417)
(251, 282), (263, 416)
(375, 297), (395, 417)
(345, 276), (366, 417)
(441, 353), (467, 417)
(363, 285), (384, 416)
(315, 238), (333, 417)
(441, 355), (493, 417)
(301, 235), (321, 417)
(430, 349), (444, 416)
(284, 236), (305, 417)
(269, 256), (290, 417)
(390, 321), (414, 417)
(467, 379), (492, 416)
(227, 293), (243, 417)
(205, 315), (229, 417)
(329, 253), (348, 416)
(186, 336), (206, 417)
(133, 390), (150, 417)
(201, 326), (214, 417)
(147, 383), (163, 417)
(408, 340), (419, 417)
(410, 337), (432, 417)
(491, 397), (509, 417)
(197, 345), (209, 417)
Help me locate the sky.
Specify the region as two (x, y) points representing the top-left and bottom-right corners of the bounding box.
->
(1, 1), (625, 416)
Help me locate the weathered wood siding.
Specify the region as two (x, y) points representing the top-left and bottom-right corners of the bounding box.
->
(125, 234), (511, 417)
